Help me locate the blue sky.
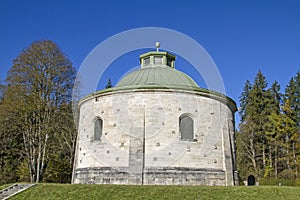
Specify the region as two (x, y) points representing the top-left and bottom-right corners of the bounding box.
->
(1, 0), (300, 124)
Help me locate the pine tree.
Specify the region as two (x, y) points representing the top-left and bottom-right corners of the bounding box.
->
(285, 72), (300, 127)
(238, 71), (280, 179)
(238, 71), (268, 178)
(239, 80), (252, 121)
(264, 81), (282, 178)
(0, 80), (4, 100)
(269, 81), (281, 113)
(284, 72), (300, 178)
(238, 71), (300, 182)
(250, 71), (270, 176)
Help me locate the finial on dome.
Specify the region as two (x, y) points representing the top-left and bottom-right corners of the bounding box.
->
(155, 42), (160, 52)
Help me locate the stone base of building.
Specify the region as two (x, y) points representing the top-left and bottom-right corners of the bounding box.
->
(72, 167), (227, 186)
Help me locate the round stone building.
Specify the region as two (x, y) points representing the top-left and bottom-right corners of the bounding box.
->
(72, 48), (238, 186)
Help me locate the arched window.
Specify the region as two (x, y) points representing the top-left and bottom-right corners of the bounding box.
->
(94, 118), (103, 141)
(179, 115), (193, 140)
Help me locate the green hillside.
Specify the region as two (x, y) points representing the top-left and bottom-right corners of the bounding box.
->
(6, 184), (300, 200)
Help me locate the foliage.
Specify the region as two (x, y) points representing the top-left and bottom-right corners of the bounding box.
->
(285, 72), (300, 126)
(259, 178), (299, 186)
(0, 184), (13, 190)
(0, 40), (77, 184)
(0, 79), (5, 100)
(237, 70), (300, 182)
(0, 90), (24, 184)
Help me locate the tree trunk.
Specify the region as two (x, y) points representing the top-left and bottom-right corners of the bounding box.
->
(292, 141), (298, 178)
(36, 127), (42, 183)
(250, 131), (258, 175)
(40, 133), (49, 182)
(286, 135), (291, 171)
(275, 144), (278, 179)
(263, 143), (266, 175)
(268, 145), (272, 178)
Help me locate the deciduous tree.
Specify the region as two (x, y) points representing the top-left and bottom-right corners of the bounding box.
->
(3, 40), (77, 183)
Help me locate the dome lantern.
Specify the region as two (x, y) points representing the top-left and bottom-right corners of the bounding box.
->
(117, 46), (199, 90)
(140, 43), (175, 68)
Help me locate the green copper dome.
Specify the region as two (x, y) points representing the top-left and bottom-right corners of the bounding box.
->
(116, 50), (199, 91)
(116, 66), (199, 90)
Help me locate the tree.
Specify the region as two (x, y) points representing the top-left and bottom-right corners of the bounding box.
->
(105, 78), (113, 89)
(263, 81), (282, 178)
(285, 72), (300, 127)
(247, 71), (269, 177)
(0, 79), (5, 100)
(238, 80), (258, 177)
(238, 71), (281, 179)
(43, 103), (77, 183)
(238, 70), (300, 182)
(269, 81), (281, 113)
(3, 40), (77, 183)
(239, 80), (252, 121)
(0, 86), (23, 184)
(284, 72), (300, 178)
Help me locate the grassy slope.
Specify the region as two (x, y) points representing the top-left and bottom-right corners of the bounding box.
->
(0, 184), (13, 190)
(7, 184), (300, 200)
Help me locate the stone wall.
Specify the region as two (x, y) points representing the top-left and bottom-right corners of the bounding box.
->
(73, 167), (226, 186)
(72, 89), (237, 185)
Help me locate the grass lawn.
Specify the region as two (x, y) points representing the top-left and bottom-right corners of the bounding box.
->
(4, 184), (300, 200)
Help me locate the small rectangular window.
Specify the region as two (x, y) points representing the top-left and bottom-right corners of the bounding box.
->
(94, 118), (103, 141)
(180, 115), (194, 141)
(154, 56), (163, 64)
(144, 57), (150, 66)
(167, 59), (172, 67)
